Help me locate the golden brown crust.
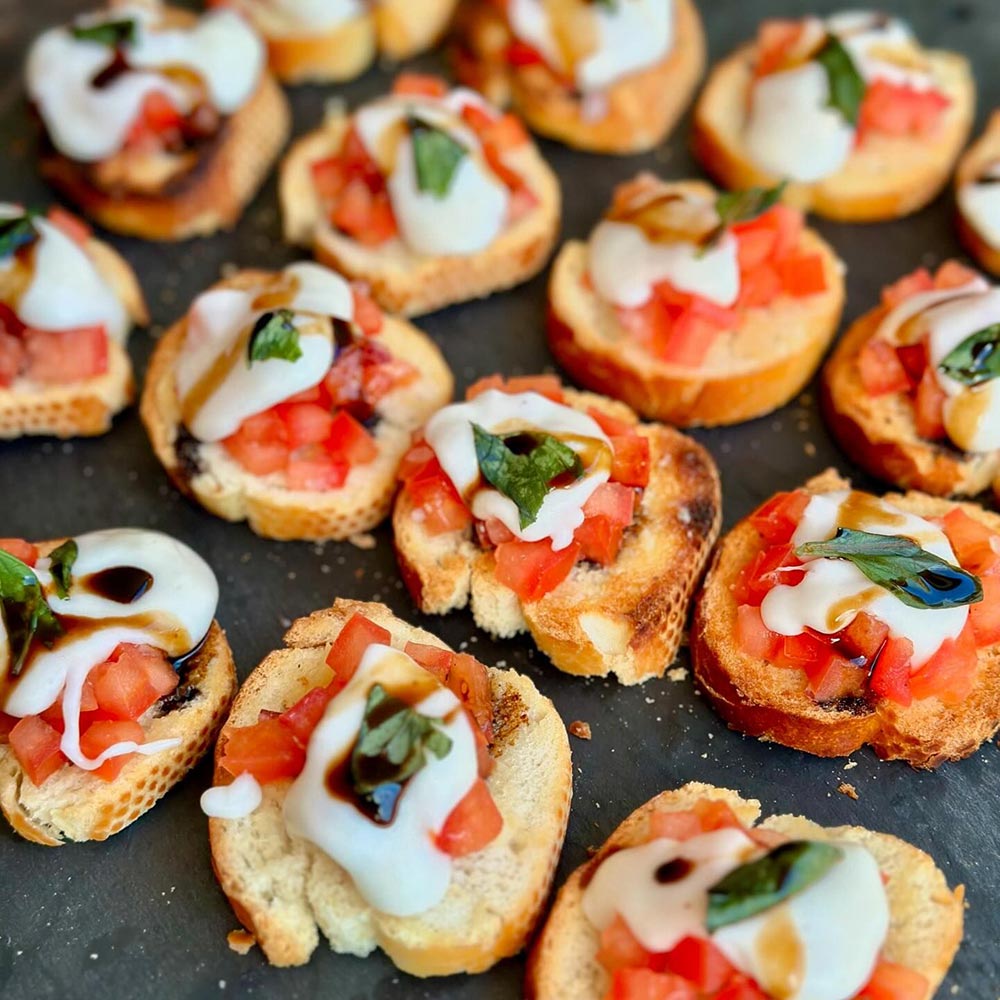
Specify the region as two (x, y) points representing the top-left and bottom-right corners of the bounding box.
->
(691, 470), (1000, 768)
(955, 110), (1000, 275)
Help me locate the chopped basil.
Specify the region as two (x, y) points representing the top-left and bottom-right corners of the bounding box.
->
(702, 182), (786, 250)
(0, 213), (38, 259)
(409, 117), (467, 199)
(815, 34), (865, 126)
(70, 17), (137, 48)
(706, 841), (843, 932)
(0, 549), (63, 677)
(247, 309), (302, 366)
(472, 424), (583, 529)
(589, 0), (617, 8)
(47, 540), (78, 600)
(938, 324), (1000, 388)
(350, 684), (453, 823)
(797, 528), (983, 610)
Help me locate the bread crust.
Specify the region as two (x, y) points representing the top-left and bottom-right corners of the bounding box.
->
(208, 599), (573, 975)
(38, 73), (290, 240)
(692, 43), (975, 222)
(393, 390), (721, 684)
(452, 0), (704, 154)
(822, 304), (1000, 497)
(955, 110), (1000, 276)
(547, 183), (846, 427)
(140, 268), (454, 542)
(527, 782), (963, 1000)
(280, 112), (561, 317)
(691, 470), (1000, 768)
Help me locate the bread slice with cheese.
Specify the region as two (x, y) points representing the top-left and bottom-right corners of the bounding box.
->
(691, 469), (1000, 768)
(0, 232), (148, 440)
(547, 179), (846, 428)
(209, 598), (573, 975)
(140, 268), (454, 542)
(692, 42), (974, 222)
(956, 111), (1000, 277)
(527, 782), (964, 1000)
(393, 389), (721, 684)
(451, 0), (704, 155)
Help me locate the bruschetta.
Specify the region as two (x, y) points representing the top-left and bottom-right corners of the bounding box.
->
(955, 111), (1000, 277)
(693, 12), (974, 222)
(26, 4), (289, 240)
(0, 203), (147, 438)
(392, 374), (721, 684)
(280, 73), (560, 317)
(547, 175), (845, 427)
(822, 261), (1000, 498)
(205, 598), (572, 974)
(214, 0), (460, 83)
(0, 530), (236, 845)
(528, 782), (963, 1000)
(691, 469), (1000, 768)
(451, 0), (705, 154)
(141, 262), (453, 541)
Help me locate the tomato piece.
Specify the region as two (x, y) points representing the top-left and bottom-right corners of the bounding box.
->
(881, 268), (933, 309)
(46, 206), (91, 245)
(776, 252), (827, 297)
(896, 341), (928, 384)
(476, 516), (517, 547)
(839, 611), (891, 663)
(574, 516), (625, 566)
(654, 312), (722, 368)
(596, 914), (653, 974)
(869, 635), (914, 706)
(733, 543), (804, 606)
(970, 575), (1000, 645)
(403, 641), (454, 681)
(405, 465), (473, 535)
(446, 653), (493, 736)
(392, 72), (448, 98)
(310, 155), (349, 203)
(776, 629), (836, 671)
(608, 967), (698, 1000)
(91, 645), (177, 721)
(749, 489), (810, 545)
(0, 330), (25, 386)
(909, 625), (979, 705)
(755, 19), (807, 76)
(286, 446), (349, 491)
(939, 507), (1000, 575)
(753, 203), (802, 260)
(506, 39), (545, 66)
(690, 798), (744, 832)
(504, 374), (565, 400)
(279, 402), (334, 447)
(858, 79), (949, 140)
(219, 718), (306, 784)
(584, 482), (636, 525)
(737, 263), (783, 310)
(326, 410), (378, 465)
(23, 326), (107, 384)
(494, 539), (580, 602)
(586, 406), (633, 437)
(715, 979), (769, 1000)
(858, 338), (911, 396)
(332, 179), (398, 247)
(610, 434), (651, 488)
(914, 367), (947, 440)
(398, 441), (436, 482)
(803, 650), (867, 703)
(79, 719), (144, 781)
(856, 960), (929, 1000)
(9, 715), (66, 786)
(325, 613), (392, 690)
(223, 410), (290, 476)
(736, 604), (782, 660)
(436, 778), (502, 856)
(648, 809), (704, 841)
(465, 374), (505, 399)
(350, 284), (382, 336)
(0, 538), (38, 566)
(661, 936), (735, 992)
(278, 686), (333, 747)
(734, 223), (778, 271)
(934, 260), (981, 290)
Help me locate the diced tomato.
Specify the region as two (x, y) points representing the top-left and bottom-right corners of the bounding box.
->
(776, 252), (827, 297)
(476, 516), (517, 547)
(0, 538), (38, 566)
(219, 717), (306, 783)
(279, 402), (334, 447)
(403, 641), (454, 681)
(914, 367), (947, 440)
(934, 259), (980, 290)
(754, 19), (807, 76)
(405, 464), (473, 535)
(840, 611), (891, 663)
(447, 653), (493, 735)
(333, 179), (398, 247)
(970, 575), (1000, 645)
(310, 156), (349, 203)
(587, 406), (634, 438)
(23, 326), (107, 384)
(90, 647), (174, 721)
(278, 686), (333, 747)
(466, 373), (565, 402)
(869, 635), (914, 707)
(749, 489), (810, 545)
(909, 624), (979, 705)
(858, 338), (911, 396)
(734, 224), (777, 271)
(326, 410), (377, 465)
(398, 441), (436, 482)
(690, 798), (745, 832)
(803, 650), (866, 703)
(465, 374), (505, 399)
(325, 613), (392, 690)
(648, 809), (704, 842)
(79, 719), (144, 782)
(494, 538), (580, 602)
(436, 778), (502, 856)
(46, 206), (91, 245)
(584, 482), (636, 525)
(661, 936), (735, 993)
(507, 183), (540, 223)
(506, 39), (545, 66)
(126, 91), (184, 147)
(881, 268), (933, 309)
(392, 72), (449, 98)
(464, 104), (529, 151)
(714, 979), (769, 1000)
(776, 629), (837, 672)
(596, 915), (653, 974)
(576, 484), (635, 565)
(285, 446), (348, 491)
(858, 79), (949, 141)
(223, 410), (290, 476)
(751, 203), (802, 260)
(655, 312), (723, 368)
(736, 604), (782, 660)
(350, 284), (382, 336)
(736, 263), (783, 311)
(896, 341), (928, 384)
(856, 959), (929, 1000)
(733, 543), (803, 606)
(610, 434), (651, 488)
(939, 507), (1000, 575)
(607, 967), (698, 1000)
(0, 330), (25, 386)
(9, 715), (66, 786)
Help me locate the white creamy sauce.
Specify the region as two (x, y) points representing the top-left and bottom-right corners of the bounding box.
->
(283, 644), (479, 917)
(424, 389), (612, 551)
(256, 0), (364, 32)
(1, 529), (218, 771)
(589, 220), (740, 309)
(26, 7), (263, 162)
(201, 772), (263, 819)
(760, 490), (969, 667)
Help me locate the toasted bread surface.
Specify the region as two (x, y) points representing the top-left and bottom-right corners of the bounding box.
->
(955, 110), (1000, 275)
(377, 0), (458, 60)
(209, 599), (573, 975)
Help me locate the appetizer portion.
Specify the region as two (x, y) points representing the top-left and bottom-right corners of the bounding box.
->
(0, 530), (236, 844)
(692, 470), (1000, 767)
(141, 262), (452, 541)
(823, 261), (1000, 498)
(393, 375), (721, 684)
(693, 12), (973, 221)
(548, 176), (845, 427)
(0, 203), (147, 438)
(280, 74), (560, 317)
(956, 111), (1000, 277)
(452, 0), (705, 154)
(26, 4), (289, 240)
(529, 783), (963, 1000)
(206, 599), (572, 974)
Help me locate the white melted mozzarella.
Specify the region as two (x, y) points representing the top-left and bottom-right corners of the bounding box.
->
(283, 645), (479, 917)
(589, 220), (740, 309)
(424, 389), (611, 551)
(760, 490), (969, 667)
(201, 772), (263, 819)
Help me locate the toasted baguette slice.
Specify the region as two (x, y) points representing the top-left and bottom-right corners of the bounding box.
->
(0, 232), (148, 439)
(692, 469), (1000, 768)
(141, 268), (453, 542)
(39, 72), (290, 240)
(451, 0), (704, 154)
(209, 598), (573, 975)
(955, 111), (1000, 276)
(527, 782), (963, 1000)
(822, 300), (1000, 498)
(692, 43), (974, 222)
(547, 180), (845, 427)
(279, 109), (561, 317)
(394, 390), (721, 684)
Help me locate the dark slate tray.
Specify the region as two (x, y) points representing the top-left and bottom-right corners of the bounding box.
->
(2, 1), (998, 997)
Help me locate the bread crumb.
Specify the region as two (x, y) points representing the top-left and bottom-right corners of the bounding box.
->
(667, 666), (688, 682)
(227, 929), (256, 955)
(843, 760), (858, 770)
(569, 720), (592, 740)
(803, 442), (817, 457)
(348, 532), (376, 550)
(838, 782), (859, 801)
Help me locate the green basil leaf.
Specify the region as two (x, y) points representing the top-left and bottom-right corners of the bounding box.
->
(0, 213), (38, 259)
(409, 117), (467, 199)
(247, 309), (302, 366)
(815, 34), (865, 126)
(938, 324), (1000, 388)
(47, 540), (78, 600)
(0, 549), (63, 677)
(472, 424), (583, 529)
(707, 841), (843, 932)
(71, 17), (137, 47)
(797, 527), (983, 610)
(715, 182), (786, 230)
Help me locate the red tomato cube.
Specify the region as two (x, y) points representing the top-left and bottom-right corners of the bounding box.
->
(219, 718), (306, 784)
(79, 719), (144, 782)
(325, 613), (392, 688)
(494, 539), (580, 602)
(23, 326), (108, 384)
(9, 715), (66, 786)
(435, 779), (502, 856)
